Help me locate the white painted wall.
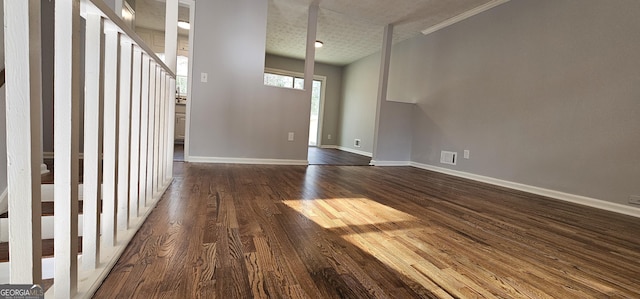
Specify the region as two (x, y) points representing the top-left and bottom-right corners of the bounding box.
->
(385, 0), (640, 206)
(0, 0), (7, 196)
(338, 53), (379, 155)
(188, 0), (312, 162)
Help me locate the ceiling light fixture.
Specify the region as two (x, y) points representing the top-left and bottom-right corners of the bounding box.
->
(178, 20), (190, 30)
(315, 40), (324, 48)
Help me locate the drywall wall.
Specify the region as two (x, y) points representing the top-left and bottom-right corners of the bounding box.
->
(339, 53), (379, 155)
(264, 54), (343, 146)
(188, 0), (312, 161)
(387, 0), (640, 206)
(373, 99), (413, 163)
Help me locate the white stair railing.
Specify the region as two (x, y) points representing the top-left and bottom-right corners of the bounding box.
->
(2, 0), (176, 297)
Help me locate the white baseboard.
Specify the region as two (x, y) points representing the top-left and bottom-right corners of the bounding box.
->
(370, 160), (411, 167)
(319, 145), (338, 149)
(188, 156), (308, 166)
(337, 146), (373, 158)
(410, 162), (640, 218)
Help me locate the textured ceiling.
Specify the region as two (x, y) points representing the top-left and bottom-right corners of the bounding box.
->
(267, 0), (499, 65)
(135, 0), (503, 66)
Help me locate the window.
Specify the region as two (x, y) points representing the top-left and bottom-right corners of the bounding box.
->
(264, 72), (305, 90)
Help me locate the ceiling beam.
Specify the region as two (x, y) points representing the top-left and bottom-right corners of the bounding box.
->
(421, 0), (510, 36)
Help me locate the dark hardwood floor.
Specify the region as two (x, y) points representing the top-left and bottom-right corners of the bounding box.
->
(93, 163), (640, 298)
(308, 147), (371, 165)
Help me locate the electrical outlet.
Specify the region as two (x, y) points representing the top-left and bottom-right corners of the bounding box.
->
(288, 132), (294, 141)
(464, 150), (470, 159)
(328, 134), (332, 140)
(354, 139), (361, 147)
(629, 195), (640, 205)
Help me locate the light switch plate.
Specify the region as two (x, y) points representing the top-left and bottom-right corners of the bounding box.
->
(200, 72), (208, 82)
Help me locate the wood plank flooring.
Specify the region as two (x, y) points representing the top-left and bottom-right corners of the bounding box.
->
(308, 147), (371, 165)
(93, 163), (640, 298)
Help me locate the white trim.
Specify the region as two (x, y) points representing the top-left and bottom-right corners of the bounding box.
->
(337, 146), (373, 158)
(319, 145), (338, 149)
(421, 0), (510, 35)
(188, 156), (308, 166)
(410, 162), (640, 218)
(0, 189), (7, 215)
(370, 160), (410, 167)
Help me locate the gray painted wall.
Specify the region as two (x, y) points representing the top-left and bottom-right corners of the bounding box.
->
(386, 0), (640, 205)
(42, 0), (55, 153)
(373, 99), (413, 163)
(189, 0), (311, 161)
(264, 54), (343, 146)
(339, 53), (379, 155)
(0, 0), (7, 194)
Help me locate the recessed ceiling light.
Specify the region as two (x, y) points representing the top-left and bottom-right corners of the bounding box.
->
(315, 40), (324, 48)
(178, 21), (190, 30)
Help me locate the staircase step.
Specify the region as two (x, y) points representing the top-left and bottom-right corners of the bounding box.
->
(0, 237), (83, 263)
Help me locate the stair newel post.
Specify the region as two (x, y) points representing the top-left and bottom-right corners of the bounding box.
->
(102, 29), (121, 248)
(129, 48), (143, 219)
(53, 0), (81, 296)
(82, 13), (105, 271)
(4, 0), (43, 285)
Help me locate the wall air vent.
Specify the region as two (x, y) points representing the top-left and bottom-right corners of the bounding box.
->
(440, 151), (457, 165)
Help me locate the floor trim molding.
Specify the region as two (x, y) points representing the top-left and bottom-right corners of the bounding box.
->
(410, 162), (640, 218)
(370, 160), (411, 166)
(337, 146), (373, 158)
(188, 156), (308, 166)
(319, 145), (338, 149)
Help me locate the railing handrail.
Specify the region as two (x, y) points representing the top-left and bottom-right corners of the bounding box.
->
(81, 0), (176, 78)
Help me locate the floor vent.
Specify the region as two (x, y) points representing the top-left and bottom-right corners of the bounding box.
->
(440, 151), (457, 165)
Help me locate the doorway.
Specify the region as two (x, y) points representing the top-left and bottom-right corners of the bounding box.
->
(308, 79), (324, 147)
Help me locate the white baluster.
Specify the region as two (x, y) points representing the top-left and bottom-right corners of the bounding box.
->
(129, 48), (142, 219)
(102, 30), (120, 247)
(117, 40), (133, 231)
(82, 13), (105, 270)
(4, 0), (43, 284)
(139, 55), (151, 208)
(54, 0), (81, 296)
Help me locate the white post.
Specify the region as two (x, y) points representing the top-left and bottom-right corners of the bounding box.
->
(117, 40), (133, 231)
(82, 13), (105, 270)
(102, 30), (120, 247)
(371, 24), (394, 161)
(146, 63), (157, 204)
(129, 48), (142, 219)
(54, 0), (81, 296)
(139, 56), (151, 208)
(4, 0), (43, 284)
(164, 0), (178, 73)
